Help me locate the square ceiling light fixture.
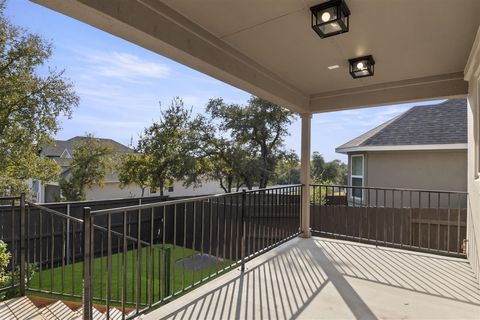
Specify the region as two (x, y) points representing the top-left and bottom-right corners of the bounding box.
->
(310, 0), (350, 38)
(349, 55), (375, 78)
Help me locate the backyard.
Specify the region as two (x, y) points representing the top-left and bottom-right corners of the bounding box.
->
(27, 244), (234, 306)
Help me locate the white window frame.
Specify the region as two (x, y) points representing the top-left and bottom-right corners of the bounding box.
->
(350, 154), (364, 202)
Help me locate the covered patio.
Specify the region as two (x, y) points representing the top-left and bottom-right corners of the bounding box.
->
(26, 0), (480, 318)
(146, 237), (480, 319)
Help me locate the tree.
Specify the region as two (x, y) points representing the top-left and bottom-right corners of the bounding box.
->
(137, 98), (198, 196)
(117, 153), (152, 197)
(59, 135), (114, 201)
(310, 151), (347, 185)
(311, 152), (326, 182)
(206, 96), (294, 189)
(0, 1), (78, 196)
(273, 152), (300, 185)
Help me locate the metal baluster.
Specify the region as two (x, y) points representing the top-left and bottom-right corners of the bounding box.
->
(182, 203), (186, 290)
(106, 215), (112, 320)
(161, 205), (166, 300)
(437, 193), (441, 252)
(457, 194), (461, 254)
(208, 199), (213, 279)
(375, 188), (378, 247)
(418, 192), (422, 249)
(400, 191), (404, 247)
(428, 192), (431, 250)
(50, 214), (54, 293)
(137, 208), (142, 312)
(409, 191), (413, 247)
(72, 219), (75, 295)
(149, 207), (154, 306)
(122, 211), (127, 319)
(83, 207), (93, 320)
(200, 200), (205, 282)
(61, 219), (65, 295)
(223, 196), (227, 264)
(172, 204), (177, 294)
(19, 194), (26, 296)
(193, 201), (197, 283)
(241, 190), (246, 272)
(447, 193), (451, 252)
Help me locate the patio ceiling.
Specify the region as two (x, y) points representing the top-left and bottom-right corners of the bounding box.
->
(33, 0), (480, 113)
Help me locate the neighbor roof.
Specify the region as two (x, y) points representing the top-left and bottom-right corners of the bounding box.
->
(41, 136), (132, 158)
(336, 99), (467, 154)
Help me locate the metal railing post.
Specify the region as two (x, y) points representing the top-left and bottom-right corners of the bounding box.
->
(241, 190), (246, 272)
(83, 207), (93, 320)
(19, 193), (26, 296)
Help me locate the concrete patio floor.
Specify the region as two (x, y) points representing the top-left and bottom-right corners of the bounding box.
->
(145, 237), (480, 320)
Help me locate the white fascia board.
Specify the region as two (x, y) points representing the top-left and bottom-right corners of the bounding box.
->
(336, 143), (468, 154)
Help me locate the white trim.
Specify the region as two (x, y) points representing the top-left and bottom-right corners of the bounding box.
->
(337, 143), (467, 154)
(350, 154), (364, 202)
(60, 148), (72, 159)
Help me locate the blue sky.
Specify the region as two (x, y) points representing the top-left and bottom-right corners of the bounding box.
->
(9, 1), (443, 162)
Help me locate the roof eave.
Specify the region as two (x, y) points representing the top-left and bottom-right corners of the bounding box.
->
(336, 143), (468, 154)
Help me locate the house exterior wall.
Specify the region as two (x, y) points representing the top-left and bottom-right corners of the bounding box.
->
(166, 180), (226, 197)
(362, 150), (467, 192)
(83, 179), (226, 201)
(346, 150), (467, 208)
(84, 182), (153, 200)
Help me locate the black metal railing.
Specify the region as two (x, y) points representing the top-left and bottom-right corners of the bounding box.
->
(83, 184), (302, 319)
(0, 185), (302, 318)
(0, 195), (25, 297)
(310, 184), (468, 257)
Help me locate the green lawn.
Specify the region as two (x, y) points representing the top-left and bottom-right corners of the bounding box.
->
(28, 244), (235, 306)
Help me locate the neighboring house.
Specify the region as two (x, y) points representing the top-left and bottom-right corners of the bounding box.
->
(33, 136), (225, 202)
(34, 136), (146, 202)
(336, 99), (467, 198)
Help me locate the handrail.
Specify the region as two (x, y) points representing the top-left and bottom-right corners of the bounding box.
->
(91, 184), (303, 216)
(310, 184), (467, 195)
(26, 201), (84, 223)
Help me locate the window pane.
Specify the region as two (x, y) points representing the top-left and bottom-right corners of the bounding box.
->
(351, 156), (363, 176)
(352, 177), (363, 198)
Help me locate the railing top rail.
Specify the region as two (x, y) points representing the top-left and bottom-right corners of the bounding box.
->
(26, 201), (84, 224)
(0, 195), (21, 201)
(310, 184), (468, 195)
(91, 184), (303, 216)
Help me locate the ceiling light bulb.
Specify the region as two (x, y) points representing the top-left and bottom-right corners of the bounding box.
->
(356, 62), (364, 70)
(321, 12), (331, 22)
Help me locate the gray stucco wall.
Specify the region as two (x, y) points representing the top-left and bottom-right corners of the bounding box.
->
(348, 150), (467, 192)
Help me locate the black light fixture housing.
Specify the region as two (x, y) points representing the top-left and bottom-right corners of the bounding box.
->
(349, 55), (375, 79)
(310, 0), (350, 38)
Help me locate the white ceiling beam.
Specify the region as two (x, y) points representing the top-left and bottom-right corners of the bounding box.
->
(310, 72), (467, 113)
(32, 0), (310, 113)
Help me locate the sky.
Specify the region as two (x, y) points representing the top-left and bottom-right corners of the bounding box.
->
(7, 1), (444, 162)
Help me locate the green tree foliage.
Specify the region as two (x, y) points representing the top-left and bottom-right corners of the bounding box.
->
(206, 96), (294, 189)
(0, 1), (78, 197)
(117, 153), (152, 197)
(59, 135), (114, 201)
(273, 152), (300, 185)
(136, 98), (198, 196)
(310, 151), (347, 185)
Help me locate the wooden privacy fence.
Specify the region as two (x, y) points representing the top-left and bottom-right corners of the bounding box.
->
(310, 184), (468, 258)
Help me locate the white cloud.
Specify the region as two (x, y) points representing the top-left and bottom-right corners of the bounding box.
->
(78, 49), (170, 83)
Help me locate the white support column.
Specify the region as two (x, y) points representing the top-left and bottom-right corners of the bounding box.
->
(465, 25), (480, 284)
(300, 113), (312, 238)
